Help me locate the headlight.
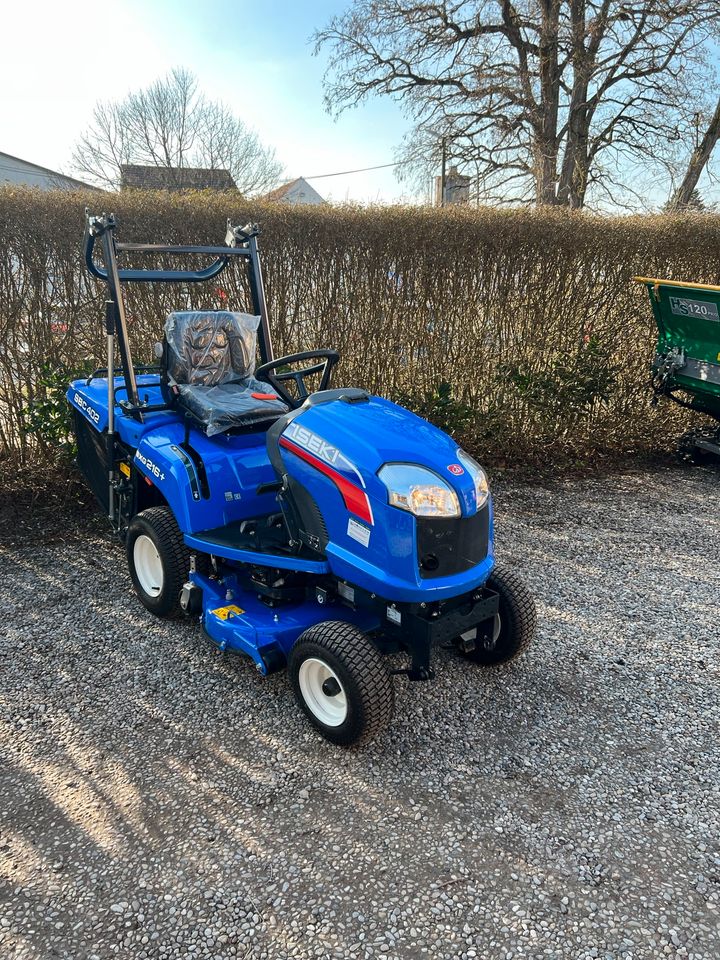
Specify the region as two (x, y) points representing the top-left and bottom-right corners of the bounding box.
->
(457, 449), (489, 510)
(379, 463), (460, 518)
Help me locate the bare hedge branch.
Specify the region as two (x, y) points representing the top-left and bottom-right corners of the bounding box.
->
(0, 186), (710, 480)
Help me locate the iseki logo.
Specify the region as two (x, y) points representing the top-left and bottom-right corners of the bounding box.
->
(286, 423), (340, 465)
(447, 463), (465, 476)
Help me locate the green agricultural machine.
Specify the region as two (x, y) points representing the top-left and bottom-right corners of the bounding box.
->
(636, 275), (720, 461)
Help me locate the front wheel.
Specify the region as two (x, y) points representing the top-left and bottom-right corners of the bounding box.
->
(288, 621), (394, 746)
(461, 564), (536, 665)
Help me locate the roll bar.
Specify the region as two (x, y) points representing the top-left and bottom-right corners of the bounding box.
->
(84, 212), (258, 283)
(83, 210), (275, 420)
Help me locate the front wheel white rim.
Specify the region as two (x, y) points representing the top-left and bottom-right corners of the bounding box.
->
(134, 534), (164, 597)
(298, 657), (348, 727)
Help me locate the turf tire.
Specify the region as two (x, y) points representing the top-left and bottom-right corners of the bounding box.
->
(126, 506), (190, 619)
(462, 563), (536, 665)
(288, 620), (394, 746)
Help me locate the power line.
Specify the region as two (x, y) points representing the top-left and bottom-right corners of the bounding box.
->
(0, 155), (404, 186)
(304, 161), (402, 179)
(0, 155), (403, 183)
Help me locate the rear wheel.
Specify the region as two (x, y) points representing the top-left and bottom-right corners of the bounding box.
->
(460, 564), (536, 665)
(288, 621), (394, 746)
(126, 506), (189, 618)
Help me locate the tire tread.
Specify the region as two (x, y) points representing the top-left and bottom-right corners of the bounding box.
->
(289, 620), (394, 745)
(492, 562), (537, 659)
(463, 563), (536, 665)
(127, 506), (189, 618)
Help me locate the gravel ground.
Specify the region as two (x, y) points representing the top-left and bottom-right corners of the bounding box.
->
(1, 465), (719, 960)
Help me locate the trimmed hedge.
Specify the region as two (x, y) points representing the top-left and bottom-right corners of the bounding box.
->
(0, 187), (716, 478)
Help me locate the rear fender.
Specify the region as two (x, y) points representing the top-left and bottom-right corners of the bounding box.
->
(132, 438), (195, 530)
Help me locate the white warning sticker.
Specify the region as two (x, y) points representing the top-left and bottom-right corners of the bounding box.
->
(347, 517), (371, 548)
(386, 605), (402, 625)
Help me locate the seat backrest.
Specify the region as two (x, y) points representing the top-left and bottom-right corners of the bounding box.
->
(165, 311), (260, 387)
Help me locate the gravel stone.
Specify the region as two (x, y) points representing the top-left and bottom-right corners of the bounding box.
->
(1, 466), (719, 959)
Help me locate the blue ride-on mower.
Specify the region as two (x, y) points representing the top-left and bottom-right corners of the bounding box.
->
(68, 211), (536, 745)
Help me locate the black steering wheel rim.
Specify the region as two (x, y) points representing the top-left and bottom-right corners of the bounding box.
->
(255, 349), (340, 408)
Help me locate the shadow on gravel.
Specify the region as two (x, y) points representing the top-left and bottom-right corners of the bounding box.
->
(0, 466), (106, 548)
(1, 465), (719, 960)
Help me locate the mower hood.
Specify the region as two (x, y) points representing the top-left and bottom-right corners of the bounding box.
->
(273, 391), (480, 514)
(267, 391), (494, 603)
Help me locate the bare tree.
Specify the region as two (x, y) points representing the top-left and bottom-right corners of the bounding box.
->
(315, 2), (720, 209)
(668, 97), (720, 211)
(73, 68), (284, 195)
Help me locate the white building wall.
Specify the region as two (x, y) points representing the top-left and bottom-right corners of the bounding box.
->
(283, 178), (325, 206)
(0, 152), (94, 190)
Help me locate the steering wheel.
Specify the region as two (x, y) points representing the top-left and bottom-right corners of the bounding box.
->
(255, 350), (340, 408)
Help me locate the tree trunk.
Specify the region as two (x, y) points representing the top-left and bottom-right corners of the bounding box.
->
(557, 93), (591, 207)
(557, 0), (595, 208)
(534, 0), (562, 204)
(671, 97), (720, 210)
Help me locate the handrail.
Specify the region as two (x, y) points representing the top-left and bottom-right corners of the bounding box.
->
(81, 211), (274, 420)
(84, 226), (250, 284)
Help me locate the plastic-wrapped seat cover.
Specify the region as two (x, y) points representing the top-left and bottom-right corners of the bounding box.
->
(165, 311), (287, 435)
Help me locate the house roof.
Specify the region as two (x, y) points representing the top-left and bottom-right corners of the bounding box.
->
(261, 177), (325, 204)
(0, 150), (101, 190)
(262, 178), (303, 202)
(120, 165), (237, 191)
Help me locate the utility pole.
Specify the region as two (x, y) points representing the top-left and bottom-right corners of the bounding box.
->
(440, 136), (447, 207)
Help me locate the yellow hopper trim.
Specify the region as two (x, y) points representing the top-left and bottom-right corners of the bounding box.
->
(634, 275), (720, 292)
(633, 275), (720, 302)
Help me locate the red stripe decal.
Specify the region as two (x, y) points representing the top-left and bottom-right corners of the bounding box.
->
(279, 437), (373, 525)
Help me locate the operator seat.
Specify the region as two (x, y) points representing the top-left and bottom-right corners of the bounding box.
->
(163, 311), (288, 436)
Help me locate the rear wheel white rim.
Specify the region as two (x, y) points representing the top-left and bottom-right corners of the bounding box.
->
(298, 657), (348, 727)
(134, 535), (164, 597)
(493, 612), (502, 643)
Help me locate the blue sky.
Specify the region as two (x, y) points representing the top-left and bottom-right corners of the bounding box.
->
(1, 0), (419, 202)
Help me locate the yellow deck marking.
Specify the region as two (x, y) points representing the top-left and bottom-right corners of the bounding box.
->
(210, 604), (245, 620)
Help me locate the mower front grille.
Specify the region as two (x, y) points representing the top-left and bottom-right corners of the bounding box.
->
(416, 505), (489, 579)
